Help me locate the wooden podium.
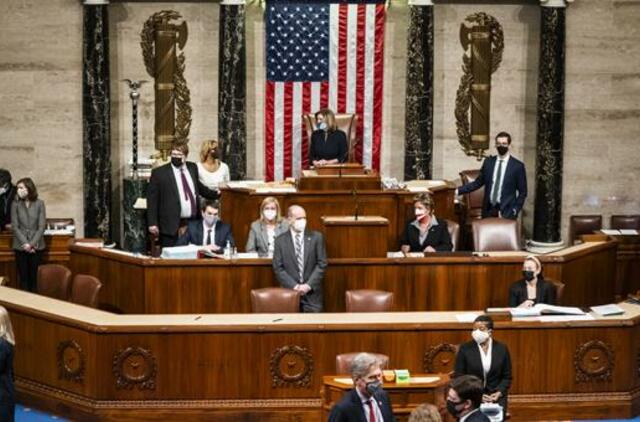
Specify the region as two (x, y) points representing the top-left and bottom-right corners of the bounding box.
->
(321, 374), (449, 421)
(299, 164), (381, 191)
(322, 216), (389, 258)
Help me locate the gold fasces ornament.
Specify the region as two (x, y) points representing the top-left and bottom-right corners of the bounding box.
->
(455, 13), (504, 160)
(141, 11), (192, 162)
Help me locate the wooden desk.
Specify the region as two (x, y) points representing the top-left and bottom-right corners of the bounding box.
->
(0, 232), (72, 288)
(220, 182), (456, 251)
(602, 233), (640, 299)
(322, 374), (449, 421)
(68, 240), (617, 314)
(0, 288), (638, 421)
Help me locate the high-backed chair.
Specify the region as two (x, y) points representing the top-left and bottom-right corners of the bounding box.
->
(0, 277), (8, 286)
(37, 264), (72, 301)
(472, 218), (520, 252)
(568, 215), (602, 244)
(335, 352), (390, 374)
(70, 274), (103, 308)
(446, 219), (460, 252)
(46, 218), (74, 230)
(302, 113), (358, 163)
(547, 279), (566, 305)
(345, 290), (394, 312)
(458, 170), (484, 221)
(610, 215), (640, 230)
(250, 288), (302, 313)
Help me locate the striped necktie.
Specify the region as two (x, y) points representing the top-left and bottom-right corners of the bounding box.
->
(295, 233), (303, 283)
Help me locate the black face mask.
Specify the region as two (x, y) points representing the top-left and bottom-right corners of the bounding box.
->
(523, 270), (535, 281)
(171, 157), (183, 167)
(209, 150), (219, 159)
(365, 380), (382, 396)
(496, 145), (509, 156)
(446, 400), (463, 418)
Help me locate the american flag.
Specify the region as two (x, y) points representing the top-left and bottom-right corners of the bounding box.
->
(264, 0), (386, 181)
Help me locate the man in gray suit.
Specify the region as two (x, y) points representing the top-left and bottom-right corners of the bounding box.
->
(272, 205), (327, 312)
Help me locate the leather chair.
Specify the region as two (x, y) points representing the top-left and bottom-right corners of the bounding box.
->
(472, 218), (521, 252)
(458, 170), (484, 221)
(335, 352), (390, 374)
(37, 264), (72, 301)
(568, 215), (602, 245)
(446, 219), (460, 252)
(345, 290), (394, 312)
(302, 113), (358, 163)
(610, 215), (640, 230)
(250, 288), (302, 313)
(0, 277), (7, 286)
(70, 274), (103, 308)
(46, 218), (74, 230)
(547, 279), (565, 305)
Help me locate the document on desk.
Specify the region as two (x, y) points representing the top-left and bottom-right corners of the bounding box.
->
(538, 314), (595, 322)
(601, 229), (621, 235)
(590, 304), (625, 316)
(619, 229), (638, 235)
(456, 313), (480, 323)
(510, 304), (585, 317)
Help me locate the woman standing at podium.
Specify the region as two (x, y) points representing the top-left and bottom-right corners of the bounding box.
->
(245, 197), (289, 257)
(197, 139), (230, 199)
(309, 109), (348, 167)
(400, 193), (452, 253)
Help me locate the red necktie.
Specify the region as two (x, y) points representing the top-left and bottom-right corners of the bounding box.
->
(367, 399), (376, 422)
(180, 167), (197, 217)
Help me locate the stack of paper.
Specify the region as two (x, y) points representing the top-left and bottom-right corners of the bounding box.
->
(161, 245), (200, 260)
(590, 304), (625, 316)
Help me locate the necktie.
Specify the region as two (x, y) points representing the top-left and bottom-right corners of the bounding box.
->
(491, 160), (504, 205)
(295, 233), (303, 283)
(367, 399), (376, 422)
(180, 167), (197, 217)
(206, 229), (212, 245)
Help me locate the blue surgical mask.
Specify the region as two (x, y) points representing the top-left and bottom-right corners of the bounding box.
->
(317, 122), (328, 131)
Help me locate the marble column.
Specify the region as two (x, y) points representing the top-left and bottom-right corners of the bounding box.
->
(219, 0), (247, 180)
(404, 0), (434, 181)
(122, 179), (147, 253)
(532, 0), (568, 246)
(82, 0), (111, 240)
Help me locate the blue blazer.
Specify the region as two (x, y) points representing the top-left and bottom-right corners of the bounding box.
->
(328, 388), (395, 422)
(458, 155), (527, 219)
(176, 220), (235, 249)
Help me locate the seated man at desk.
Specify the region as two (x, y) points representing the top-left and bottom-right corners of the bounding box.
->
(272, 205), (327, 312)
(328, 353), (395, 422)
(176, 200), (234, 252)
(400, 193), (452, 253)
(310, 108), (348, 167)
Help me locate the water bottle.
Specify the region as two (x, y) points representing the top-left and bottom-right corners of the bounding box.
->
(224, 240), (231, 258)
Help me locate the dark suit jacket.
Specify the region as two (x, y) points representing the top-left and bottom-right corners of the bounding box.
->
(0, 338), (14, 422)
(147, 162), (218, 236)
(458, 155), (527, 219)
(454, 339), (512, 398)
(508, 276), (557, 307)
(328, 389), (395, 422)
(310, 129), (348, 163)
(0, 185), (15, 230)
(272, 230), (327, 312)
(176, 220), (234, 249)
(462, 409), (491, 422)
(399, 218), (452, 252)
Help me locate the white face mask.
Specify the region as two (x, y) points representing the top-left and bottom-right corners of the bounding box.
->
(317, 121), (328, 131)
(263, 209), (277, 221)
(17, 189), (28, 199)
(0, 186), (6, 196)
(472, 329), (490, 345)
(203, 214), (218, 226)
(415, 208), (427, 220)
(293, 218), (306, 232)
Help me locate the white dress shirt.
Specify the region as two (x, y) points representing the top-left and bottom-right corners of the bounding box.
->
(202, 221), (216, 246)
(356, 388), (384, 422)
(490, 154), (510, 205)
(266, 226), (276, 254)
(477, 337), (493, 386)
(171, 164), (197, 218)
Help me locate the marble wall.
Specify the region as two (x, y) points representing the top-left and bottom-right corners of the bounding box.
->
(0, 0), (638, 241)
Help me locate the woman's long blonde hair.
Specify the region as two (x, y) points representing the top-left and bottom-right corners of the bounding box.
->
(0, 307), (15, 346)
(199, 139), (219, 163)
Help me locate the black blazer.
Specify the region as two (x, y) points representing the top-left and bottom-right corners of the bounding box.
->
(0, 185), (15, 230)
(147, 162), (218, 236)
(310, 129), (348, 163)
(458, 155), (527, 219)
(508, 276), (557, 307)
(399, 218), (453, 252)
(463, 409), (491, 422)
(328, 389), (396, 422)
(0, 338), (14, 422)
(176, 220), (235, 249)
(454, 339), (512, 397)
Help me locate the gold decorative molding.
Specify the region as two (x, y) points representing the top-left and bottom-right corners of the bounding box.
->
(270, 345), (313, 388)
(423, 343), (457, 374)
(574, 340), (614, 383)
(112, 346), (157, 390)
(56, 340), (85, 383)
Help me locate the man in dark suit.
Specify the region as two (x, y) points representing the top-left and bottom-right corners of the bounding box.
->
(272, 205), (327, 313)
(176, 200), (234, 252)
(328, 353), (395, 422)
(0, 169), (16, 231)
(457, 132), (527, 219)
(446, 375), (491, 421)
(147, 142), (217, 247)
